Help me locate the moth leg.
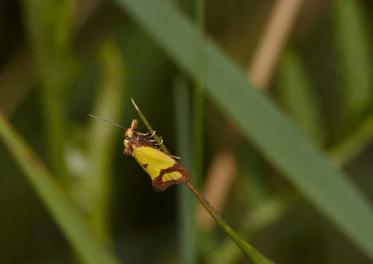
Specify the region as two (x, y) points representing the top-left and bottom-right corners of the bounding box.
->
(137, 131), (155, 138)
(155, 137), (163, 145)
(147, 131), (156, 138)
(147, 133), (163, 143)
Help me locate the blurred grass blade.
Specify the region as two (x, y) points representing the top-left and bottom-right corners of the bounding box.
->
(22, 0), (75, 180)
(277, 50), (323, 146)
(174, 78), (197, 264)
(333, 0), (372, 117)
(114, 0), (373, 258)
(330, 114), (373, 166)
(0, 112), (119, 264)
(78, 40), (126, 245)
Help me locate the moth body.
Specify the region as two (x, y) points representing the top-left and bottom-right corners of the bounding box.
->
(123, 119), (190, 191)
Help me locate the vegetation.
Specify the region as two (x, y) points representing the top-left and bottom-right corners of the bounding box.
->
(0, 0), (372, 263)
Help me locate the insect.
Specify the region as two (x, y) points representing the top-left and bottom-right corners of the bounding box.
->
(123, 119), (190, 191)
(89, 113), (190, 191)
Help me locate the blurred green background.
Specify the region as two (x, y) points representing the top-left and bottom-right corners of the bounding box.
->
(0, 0), (373, 263)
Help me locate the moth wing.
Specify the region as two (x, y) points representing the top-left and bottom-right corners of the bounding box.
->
(132, 146), (190, 191)
(132, 146), (175, 180)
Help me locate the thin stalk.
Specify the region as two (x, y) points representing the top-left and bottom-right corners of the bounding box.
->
(174, 78), (196, 264)
(131, 98), (170, 155)
(131, 99), (274, 264)
(186, 182), (274, 264)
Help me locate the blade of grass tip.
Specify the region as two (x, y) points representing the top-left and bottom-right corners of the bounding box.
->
(0, 112), (119, 264)
(174, 77), (197, 264)
(79, 40), (126, 245)
(114, 0), (373, 258)
(131, 98), (170, 155)
(186, 181), (274, 264)
(211, 196), (293, 264)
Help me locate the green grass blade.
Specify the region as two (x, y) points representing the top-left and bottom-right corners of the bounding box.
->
(277, 50), (324, 146)
(80, 40), (126, 244)
(114, 0), (373, 258)
(0, 112), (120, 264)
(22, 0), (75, 181)
(333, 0), (372, 117)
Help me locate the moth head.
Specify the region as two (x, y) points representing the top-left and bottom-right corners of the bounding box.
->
(124, 119), (138, 139)
(123, 119), (138, 155)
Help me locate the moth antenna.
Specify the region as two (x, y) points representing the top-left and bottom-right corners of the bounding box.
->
(89, 114), (125, 129)
(131, 97), (140, 111)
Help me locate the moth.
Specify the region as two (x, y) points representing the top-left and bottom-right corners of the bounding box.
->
(123, 119), (190, 191)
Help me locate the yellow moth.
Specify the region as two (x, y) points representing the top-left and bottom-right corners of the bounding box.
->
(123, 119), (190, 191)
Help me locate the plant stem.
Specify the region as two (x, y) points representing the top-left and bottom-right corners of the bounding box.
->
(174, 78), (197, 264)
(186, 182), (274, 264)
(132, 99), (274, 264)
(131, 98), (170, 155)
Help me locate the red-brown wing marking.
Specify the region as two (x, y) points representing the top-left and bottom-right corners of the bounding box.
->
(152, 162), (190, 192)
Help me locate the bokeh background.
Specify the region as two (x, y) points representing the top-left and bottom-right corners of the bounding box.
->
(0, 0), (372, 263)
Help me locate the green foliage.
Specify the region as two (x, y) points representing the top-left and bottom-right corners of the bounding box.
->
(277, 50), (324, 146)
(1, 0), (373, 263)
(0, 113), (119, 264)
(78, 40), (126, 244)
(22, 0), (75, 181)
(114, 0), (373, 258)
(333, 0), (372, 118)
(132, 99), (273, 264)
